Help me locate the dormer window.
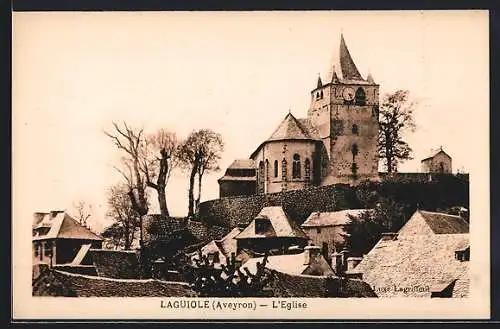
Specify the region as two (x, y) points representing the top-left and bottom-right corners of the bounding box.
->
(455, 246), (470, 261)
(255, 217), (271, 235)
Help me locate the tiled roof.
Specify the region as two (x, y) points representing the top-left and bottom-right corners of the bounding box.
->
(267, 113), (317, 142)
(301, 209), (371, 228)
(421, 148), (451, 162)
(346, 233), (469, 297)
(228, 159), (255, 169)
(339, 34), (364, 81)
(32, 211), (102, 241)
(218, 176), (256, 182)
(235, 206), (308, 240)
(419, 210), (469, 234)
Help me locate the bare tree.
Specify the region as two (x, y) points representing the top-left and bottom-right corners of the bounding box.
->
(102, 183), (141, 250)
(178, 129), (224, 217)
(72, 200), (92, 227)
(378, 90), (416, 173)
(139, 129), (179, 217)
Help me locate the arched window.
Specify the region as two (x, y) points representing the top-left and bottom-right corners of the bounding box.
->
(265, 159), (269, 183)
(355, 87), (366, 106)
(292, 154), (301, 179)
(258, 161), (265, 194)
(281, 158), (288, 181)
(352, 124), (359, 135)
(274, 160), (278, 178)
(305, 158), (311, 182)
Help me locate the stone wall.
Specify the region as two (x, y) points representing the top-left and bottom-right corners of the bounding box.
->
(89, 249), (140, 279)
(199, 173), (470, 229)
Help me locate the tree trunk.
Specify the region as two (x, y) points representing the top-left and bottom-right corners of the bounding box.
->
(157, 185), (169, 218)
(195, 173), (203, 215)
(188, 165), (197, 217)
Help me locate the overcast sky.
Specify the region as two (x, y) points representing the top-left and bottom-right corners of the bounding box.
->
(13, 11), (489, 233)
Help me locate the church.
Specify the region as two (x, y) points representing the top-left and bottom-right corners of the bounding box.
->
(218, 34), (380, 197)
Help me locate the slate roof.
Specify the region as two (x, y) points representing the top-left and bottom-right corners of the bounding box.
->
(339, 33), (364, 81)
(32, 269), (198, 297)
(235, 206), (308, 240)
(267, 113), (318, 142)
(421, 147), (452, 162)
(419, 210), (469, 234)
(301, 209), (371, 228)
(346, 233), (469, 297)
(227, 159), (255, 169)
(32, 211), (102, 241)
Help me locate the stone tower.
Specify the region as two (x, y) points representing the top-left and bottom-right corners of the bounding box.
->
(307, 34), (379, 185)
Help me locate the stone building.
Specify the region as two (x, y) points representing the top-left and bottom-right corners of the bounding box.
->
(345, 210), (469, 297)
(219, 33), (380, 197)
(32, 211), (103, 266)
(301, 209), (371, 262)
(234, 206), (308, 255)
(421, 147), (452, 173)
(218, 159), (256, 197)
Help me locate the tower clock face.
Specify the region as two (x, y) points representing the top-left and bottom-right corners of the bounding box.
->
(342, 87), (355, 101)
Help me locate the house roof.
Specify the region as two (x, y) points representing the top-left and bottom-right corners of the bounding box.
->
(346, 233), (469, 297)
(32, 211), (102, 241)
(228, 159), (255, 169)
(418, 210), (469, 234)
(33, 269), (198, 297)
(301, 209), (371, 228)
(421, 147), (452, 162)
(235, 206), (308, 240)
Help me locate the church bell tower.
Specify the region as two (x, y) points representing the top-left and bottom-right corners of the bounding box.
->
(307, 34), (379, 185)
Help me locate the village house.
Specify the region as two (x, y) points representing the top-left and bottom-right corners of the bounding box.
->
(345, 210), (469, 297)
(32, 211), (103, 267)
(188, 227), (241, 268)
(421, 147), (452, 173)
(301, 209), (371, 261)
(219, 33), (380, 197)
(234, 206), (309, 255)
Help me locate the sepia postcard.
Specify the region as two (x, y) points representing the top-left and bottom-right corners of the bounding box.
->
(12, 10), (490, 320)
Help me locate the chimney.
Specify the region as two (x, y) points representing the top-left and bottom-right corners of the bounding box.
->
(303, 245), (322, 265)
(331, 250), (343, 275)
(346, 256), (363, 271)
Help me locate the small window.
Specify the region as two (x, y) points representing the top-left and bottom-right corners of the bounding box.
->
(316, 227), (321, 234)
(305, 158), (311, 182)
(292, 154), (301, 179)
(274, 160), (278, 178)
(281, 158), (288, 180)
(34, 243), (40, 257)
(352, 124), (359, 135)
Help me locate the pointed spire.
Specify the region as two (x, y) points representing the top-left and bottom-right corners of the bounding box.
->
(317, 74), (323, 88)
(331, 65), (339, 83)
(339, 33), (363, 81)
(367, 71), (375, 84)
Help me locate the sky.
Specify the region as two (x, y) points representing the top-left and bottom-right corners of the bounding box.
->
(12, 11), (489, 233)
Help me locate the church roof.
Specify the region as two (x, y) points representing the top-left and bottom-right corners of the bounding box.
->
(421, 147), (452, 162)
(339, 33), (364, 81)
(227, 159), (255, 169)
(267, 112), (317, 142)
